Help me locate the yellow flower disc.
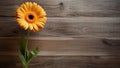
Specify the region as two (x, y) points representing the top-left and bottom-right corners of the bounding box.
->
(16, 2), (47, 32)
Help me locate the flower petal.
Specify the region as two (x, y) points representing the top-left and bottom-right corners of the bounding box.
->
(28, 24), (33, 30)
(33, 24), (39, 31)
(16, 2), (47, 32)
(36, 22), (44, 28)
(17, 19), (28, 30)
(38, 17), (47, 23)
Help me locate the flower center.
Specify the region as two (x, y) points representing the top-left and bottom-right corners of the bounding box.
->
(29, 15), (34, 20)
(25, 12), (37, 23)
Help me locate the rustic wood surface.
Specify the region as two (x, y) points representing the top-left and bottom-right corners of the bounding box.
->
(0, 56), (120, 68)
(0, 0), (120, 68)
(0, 37), (120, 56)
(1, 0), (120, 17)
(0, 17), (120, 38)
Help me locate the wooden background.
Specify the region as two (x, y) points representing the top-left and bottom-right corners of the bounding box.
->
(0, 0), (120, 68)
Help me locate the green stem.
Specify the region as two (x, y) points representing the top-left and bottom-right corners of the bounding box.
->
(25, 30), (30, 60)
(24, 30), (30, 68)
(19, 30), (39, 68)
(23, 64), (28, 68)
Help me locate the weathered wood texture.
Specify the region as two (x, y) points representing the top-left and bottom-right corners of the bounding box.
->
(0, 37), (120, 56)
(0, 37), (120, 68)
(0, 17), (120, 38)
(0, 0), (120, 17)
(0, 56), (120, 68)
(0, 0), (120, 68)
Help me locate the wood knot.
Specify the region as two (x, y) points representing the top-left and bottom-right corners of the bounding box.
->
(102, 39), (120, 46)
(59, 2), (63, 6)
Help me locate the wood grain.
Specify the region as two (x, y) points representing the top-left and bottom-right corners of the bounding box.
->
(0, 0), (120, 68)
(0, 56), (120, 68)
(0, 37), (120, 56)
(0, 0), (120, 17)
(0, 17), (120, 38)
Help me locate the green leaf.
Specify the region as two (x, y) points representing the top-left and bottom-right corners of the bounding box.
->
(19, 37), (28, 55)
(18, 37), (29, 67)
(18, 33), (39, 68)
(18, 48), (27, 66)
(28, 48), (39, 63)
(30, 47), (39, 56)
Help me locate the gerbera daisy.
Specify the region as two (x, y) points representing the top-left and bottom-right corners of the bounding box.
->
(16, 2), (47, 32)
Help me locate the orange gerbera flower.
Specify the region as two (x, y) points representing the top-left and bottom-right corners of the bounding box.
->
(16, 2), (47, 32)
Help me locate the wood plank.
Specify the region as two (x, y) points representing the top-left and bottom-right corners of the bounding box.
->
(0, 0), (120, 17)
(0, 37), (120, 56)
(0, 55), (120, 68)
(0, 17), (120, 38)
